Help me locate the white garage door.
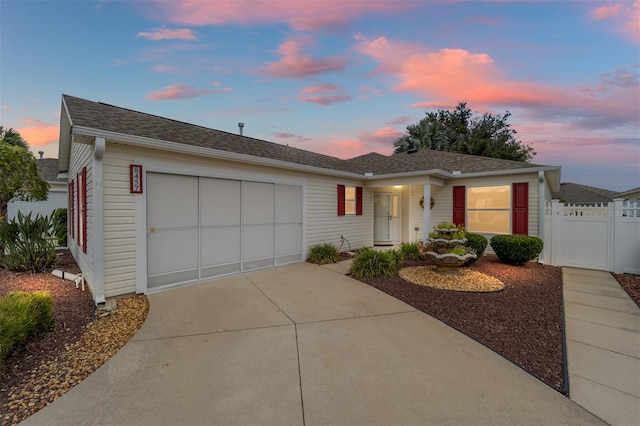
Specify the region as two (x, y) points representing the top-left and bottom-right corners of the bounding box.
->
(146, 173), (303, 289)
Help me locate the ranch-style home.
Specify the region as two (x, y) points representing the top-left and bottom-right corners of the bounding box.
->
(58, 94), (561, 304)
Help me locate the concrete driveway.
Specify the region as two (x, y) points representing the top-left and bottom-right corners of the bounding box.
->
(23, 263), (603, 425)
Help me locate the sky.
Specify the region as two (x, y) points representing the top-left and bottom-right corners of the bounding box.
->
(1, 0), (639, 192)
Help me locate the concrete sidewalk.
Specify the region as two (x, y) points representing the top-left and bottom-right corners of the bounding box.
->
(563, 267), (640, 426)
(23, 263), (603, 425)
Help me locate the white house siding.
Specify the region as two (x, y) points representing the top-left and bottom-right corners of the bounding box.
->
(305, 176), (372, 251)
(67, 142), (94, 293)
(99, 143), (372, 297)
(406, 173), (540, 241)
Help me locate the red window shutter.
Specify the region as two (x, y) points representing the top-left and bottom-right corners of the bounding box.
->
(452, 185), (465, 226)
(512, 182), (528, 235)
(76, 175), (80, 242)
(69, 181), (75, 239)
(356, 186), (363, 216)
(82, 167), (87, 253)
(337, 184), (346, 216)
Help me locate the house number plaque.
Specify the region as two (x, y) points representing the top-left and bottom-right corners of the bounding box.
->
(130, 164), (143, 194)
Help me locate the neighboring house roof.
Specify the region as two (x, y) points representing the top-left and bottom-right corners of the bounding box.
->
(552, 182), (618, 203)
(59, 94), (561, 189)
(37, 158), (66, 183)
(615, 187), (640, 200)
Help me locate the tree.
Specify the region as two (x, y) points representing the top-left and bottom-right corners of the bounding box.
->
(393, 102), (536, 162)
(0, 128), (49, 220)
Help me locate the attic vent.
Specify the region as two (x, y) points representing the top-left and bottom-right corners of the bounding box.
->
(407, 147), (418, 154)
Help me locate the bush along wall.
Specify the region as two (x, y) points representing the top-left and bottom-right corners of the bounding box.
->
(490, 234), (543, 266)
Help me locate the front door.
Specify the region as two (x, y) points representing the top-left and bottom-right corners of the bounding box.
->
(374, 193), (400, 244)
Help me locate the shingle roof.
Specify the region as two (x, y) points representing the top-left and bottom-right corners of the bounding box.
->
(391, 149), (545, 174)
(62, 94), (557, 178)
(63, 95), (355, 173)
(37, 158), (65, 182)
(552, 182), (618, 203)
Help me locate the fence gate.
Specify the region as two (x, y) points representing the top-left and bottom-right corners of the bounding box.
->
(543, 200), (640, 274)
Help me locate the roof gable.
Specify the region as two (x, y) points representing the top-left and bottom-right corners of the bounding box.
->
(552, 182), (618, 203)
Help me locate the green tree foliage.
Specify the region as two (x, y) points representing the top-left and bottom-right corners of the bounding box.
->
(393, 102), (536, 162)
(0, 127), (49, 220)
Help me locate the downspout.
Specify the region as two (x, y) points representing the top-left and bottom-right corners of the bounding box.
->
(93, 137), (106, 305)
(538, 171), (545, 264)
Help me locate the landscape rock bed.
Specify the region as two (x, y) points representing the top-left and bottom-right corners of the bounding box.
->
(399, 266), (505, 292)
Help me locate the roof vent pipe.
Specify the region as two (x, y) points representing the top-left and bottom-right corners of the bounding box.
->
(238, 122), (244, 136)
(38, 151), (44, 159)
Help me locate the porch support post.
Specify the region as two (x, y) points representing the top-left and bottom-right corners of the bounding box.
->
(423, 184), (431, 244)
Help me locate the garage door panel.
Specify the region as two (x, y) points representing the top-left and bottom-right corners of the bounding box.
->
(276, 224), (302, 255)
(243, 182), (274, 225)
(200, 178), (241, 227)
(276, 184), (302, 223)
(242, 224), (274, 263)
(147, 229), (198, 279)
(147, 174), (198, 228)
(200, 227), (241, 266)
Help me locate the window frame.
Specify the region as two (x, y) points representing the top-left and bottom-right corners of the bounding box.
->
(466, 185), (512, 235)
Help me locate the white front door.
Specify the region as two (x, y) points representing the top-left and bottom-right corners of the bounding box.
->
(374, 193), (400, 244)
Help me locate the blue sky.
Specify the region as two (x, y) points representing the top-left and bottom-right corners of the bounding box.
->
(1, 0), (638, 191)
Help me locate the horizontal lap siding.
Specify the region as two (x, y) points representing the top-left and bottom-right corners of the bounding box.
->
(103, 148), (137, 297)
(68, 143), (94, 293)
(306, 177), (371, 250)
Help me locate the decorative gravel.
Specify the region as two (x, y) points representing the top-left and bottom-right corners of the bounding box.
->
(399, 266), (505, 292)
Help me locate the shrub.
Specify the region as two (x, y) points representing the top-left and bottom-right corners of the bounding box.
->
(399, 242), (421, 261)
(350, 248), (398, 278)
(0, 291), (54, 370)
(307, 243), (340, 264)
(463, 233), (488, 266)
(0, 212), (56, 272)
(52, 208), (68, 247)
(490, 234), (543, 266)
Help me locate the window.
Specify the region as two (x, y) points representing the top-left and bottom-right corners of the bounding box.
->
(467, 185), (511, 234)
(453, 183), (528, 235)
(337, 185), (363, 216)
(69, 180), (75, 239)
(392, 195), (399, 218)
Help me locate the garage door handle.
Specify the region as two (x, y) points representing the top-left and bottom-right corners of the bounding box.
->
(147, 227), (157, 233)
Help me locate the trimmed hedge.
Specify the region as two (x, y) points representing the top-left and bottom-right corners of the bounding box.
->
(350, 248), (398, 278)
(0, 291), (54, 370)
(490, 234), (543, 266)
(463, 233), (488, 266)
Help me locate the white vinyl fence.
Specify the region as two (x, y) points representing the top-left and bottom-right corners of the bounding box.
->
(543, 199), (640, 274)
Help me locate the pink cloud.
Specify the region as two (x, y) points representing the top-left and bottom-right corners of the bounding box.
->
(16, 119), (59, 147)
(137, 27), (199, 41)
(590, 2), (625, 20)
(258, 36), (347, 78)
(298, 84), (351, 105)
(145, 83), (232, 100)
(147, 0), (412, 31)
(589, 1), (639, 43)
(273, 132), (312, 143)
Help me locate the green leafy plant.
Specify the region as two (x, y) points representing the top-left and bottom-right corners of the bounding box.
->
(463, 233), (488, 266)
(350, 248), (398, 278)
(0, 291), (54, 370)
(490, 234), (543, 266)
(307, 243), (340, 264)
(449, 245), (468, 256)
(52, 208), (67, 247)
(399, 242), (421, 261)
(0, 212), (56, 272)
